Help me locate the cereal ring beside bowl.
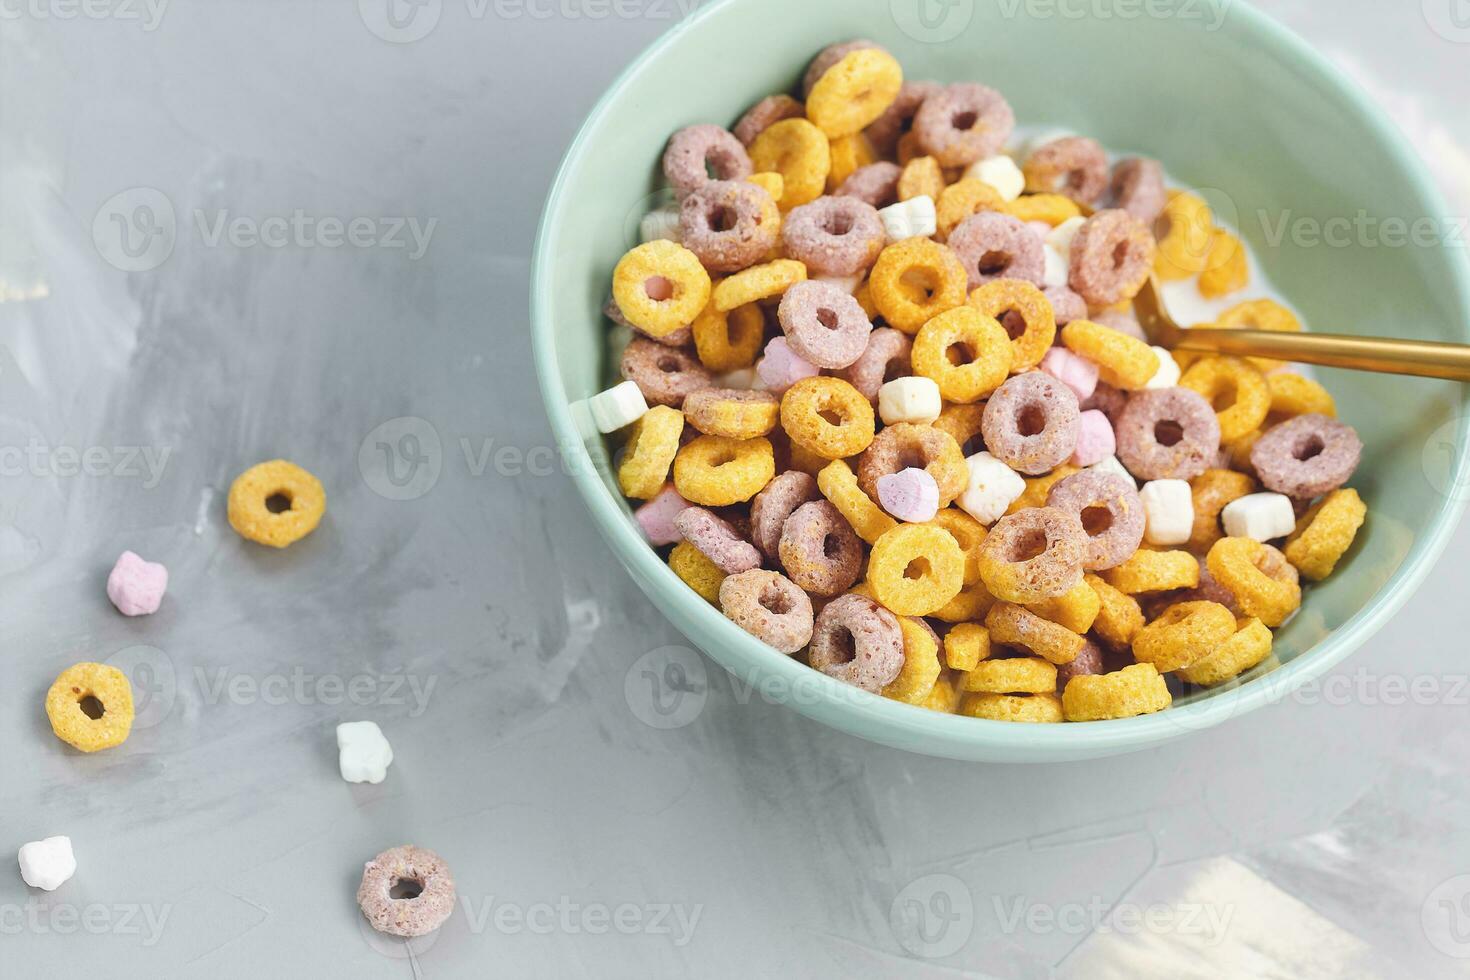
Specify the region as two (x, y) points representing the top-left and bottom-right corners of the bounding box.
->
(227, 459), (326, 548)
(46, 662), (134, 753)
(357, 846), (457, 938)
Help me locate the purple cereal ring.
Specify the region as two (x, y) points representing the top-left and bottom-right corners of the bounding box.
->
(1114, 387), (1220, 480)
(801, 38), (879, 97)
(979, 506), (1087, 601)
(1175, 564), (1241, 615)
(675, 506), (763, 574)
(778, 500), (863, 597)
(1090, 308), (1148, 342)
(1043, 285), (1088, 327)
(1045, 470), (1146, 571)
(662, 124), (752, 196)
(1250, 414), (1362, 499)
(781, 196), (886, 277)
(1109, 157), (1167, 225)
(734, 94), (805, 146)
(1068, 209), (1157, 307)
(864, 80), (940, 157)
(858, 423), (969, 506)
(912, 83), (1015, 168)
(1055, 638), (1105, 688)
(777, 280), (873, 370)
(981, 372), (1081, 476)
(620, 337), (714, 408)
(679, 180), (779, 273)
(750, 470), (820, 559)
(357, 845), (456, 938)
(808, 593), (904, 692)
(948, 211), (1046, 289)
(606, 296), (692, 346)
(719, 569), (815, 654)
(1080, 380), (1128, 423)
(836, 162), (903, 209)
(1025, 137), (1109, 206)
(842, 327), (913, 403)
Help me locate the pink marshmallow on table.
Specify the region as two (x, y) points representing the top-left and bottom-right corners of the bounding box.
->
(106, 550), (168, 616)
(634, 485), (692, 545)
(1071, 409), (1116, 467)
(1040, 346), (1098, 401)
(755, 337), (820, 394)
(876, 467), (940, 523)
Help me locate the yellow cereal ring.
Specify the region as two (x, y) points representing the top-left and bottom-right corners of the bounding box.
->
(898, 155), (945, 202)
(1188, 468), (1257, 552)
(921, 671), (964, 713)
(1198, 228), (1248, 298)
(854, 278), (878, 319)
(826, 133), (876, 192)
(1285, 488), (1366, 581)
(692, 300), (765, 371)
(959, 691), (1064, 723)
(928, 508), (988, 586)
(672, 434), (775, 506)
(868, 238), (969, 334)
(936, 178), (1006, 240)
(1206, 537), (1301, 627)
(1154, 191), (1213, 281)
(46, 662), (134, 752)
(1061, 663), (1171, 721)
(960, 656), (1057, 694)
(1060, 319), (1160, 390)
(1178, 356), (1270, 442)
(1024, 580), (1101, 634)
(683, 389), (778, 440)
(227, 459), (326, 548)
(669, 540), (725, 603)
(1085, 573), (1145, 649)
(713, 259), (807, 312)
(783, 437), (833, 477)
(931, 580), (997, 623)
(1214, 299), (1302, 372)
(1103, 549), (1199, 594)
(1002, 194), (1081, 227)
(968, 279), (1055, 372)
(868, 523), (965, 616)
(985, 602), (1086, 665)
(1224, 428), (1263, 477)
(1132, 600), (1236, 673)
(932, 403), (986, 456)
(617, 405), (685, 499)
(749, 118), (832, 209)
(1268, 372), (1336, 420)
(1177, 617), (1273, 686)
(882, 617), (942, 704)
(806, 48), (904, 139)
(612, 239), (712, 337)
(748, 171), (786, 206)
(943, 622), (991, 671)
(1005, 466), (1080, 516)
(780, 377), (876, 460)
(817, 459), (896, 544)
(911, 305), (1012, 402)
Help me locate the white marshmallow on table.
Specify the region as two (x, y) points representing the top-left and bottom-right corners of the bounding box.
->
(878, 195), (936, 242)
(963, 155), (1025, 201)
(639, 203), (682, 244)
(1139, 479), (1194, 546)
(1144, 346), (1182, 389)
(1222, 492), (1297, 542)
(1089, 454), (1137, 489)
(337, 721), (394, 785)
(878, 376), (942, 426)
(18, 836), (76, 891)
(588, 380), (648, 433)
(957, 452), (1027, 526)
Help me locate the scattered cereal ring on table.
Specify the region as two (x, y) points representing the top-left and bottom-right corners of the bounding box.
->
(781, 196), (886, 277)
(817, 459), (897, 544)
(669, 539), (726, 603)
(46, 662), (133, 752)
(808, 593), (904, 692)
(620, 337), (714, 409)
(227, 459), (326, 548)
(1178, 355), (1270, 442)
(976, 506), (1086, 603)
(777, 280), (873, 369)
(1023, 136), (1109, 206)
(959, 691), (1064, 723)
(673, 434), (775, 507)
(358, 845), (456, 938)
(679, 180), (780, 273)
(1284, 488), (1366, 580)
(867, 237), (969, 334)
(867, 523), (965, 616)
(1107, 157), (1167, 225)
(1249, 413), (1362, 499)
(778, 500), (864, 597)
(612, 240), (712, 339)
(961, 655), (1057, 694)
(912, 83), (1015, 167)
(1177, 617), (1274, 686)
(857, 422), (968, 507)
(1153, 191), (1214, 281)
(1132, 600), (1237, 673)
(985, 602), (1086, 665)
(719, 569), (815, 654)
(968, 278), (1056, 371)
(734, 94), (805, 146)
(1206, 537), (1301, 627)
(911, 305), (1012, 403)
(1061, 663), (1172, 721)
(692, 300), (764, 372)
(1068, 209), (1156, 306)
(663, 124), (752, 196)
(1060, 320), (1160, 391)
(1114, 387), (1221, 481)
(682, 388), (779, 440)
(617, 405), (684, 500)
(675, 507), (762, 576)
(1044, 469), (1144, 571)
(947, 212), (1045, 290)
(780, 376), (876, 460)
(981, 372), (1080, 476)
(749, 119), (832, 209)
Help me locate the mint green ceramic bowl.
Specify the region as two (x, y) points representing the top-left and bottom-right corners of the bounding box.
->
(532, 0), (1470, 761)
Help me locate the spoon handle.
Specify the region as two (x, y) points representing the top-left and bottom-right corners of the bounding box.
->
(1171, 328), (1470, 382)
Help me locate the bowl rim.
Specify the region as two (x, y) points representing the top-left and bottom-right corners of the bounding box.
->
(530, 0), (1470, 759)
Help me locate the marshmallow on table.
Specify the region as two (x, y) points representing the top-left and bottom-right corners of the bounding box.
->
(1089, 454), (1137, 489)
(337, 721), (394, 785)
(877, 467), (940, 523)
(756, 337), (820, 394)
(106, 550), (168, 616)
(588, 380), (648, 434)
(878, 376), (942, 426)
(634, 485), (692, 546)
(1041, 347), (1099, 401)
(1222, 492), (1296, 542)
(963, 155), (1025, 202)
(1139, 479), (1194, 546)
(19, 836), (76, 891)
(1071, 409), (1117, 467)
(877, 195), (936, 242)
(1145, 346), (1182, 389)
(639, 203), (682, 244)
(957, 452), (1027, 525)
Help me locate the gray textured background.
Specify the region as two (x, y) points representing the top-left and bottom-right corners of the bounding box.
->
(3, 1), (1470, 977)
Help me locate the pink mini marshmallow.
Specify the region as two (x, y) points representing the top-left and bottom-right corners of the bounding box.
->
(1071, 409), (1117, 467)
(106, 550), (168, 616)
(1025, 220), (1053, 241)
(1040, 346), (1099, 401)
(755, 337), (821, 394)
(634, 485), (692, 546)
(876, 467), (940, 523)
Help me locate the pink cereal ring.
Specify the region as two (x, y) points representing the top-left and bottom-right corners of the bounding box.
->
(106, 550), (168, 616)
(777, 280), (874, 370)
(913, 83), (1015, 167)
(1068, 209), (1157, 306)
(1041, 285), (1088, 327)
(750, 470), (820, 559)
(781, 196), (886, 277)
(1108, 157), (1168, 225)
(1114, 386), (1220, 480)
(634, 485), (692, 546)
(679, 180), (779, 273)
(1025, 136), (1110, 206)
(621, 337), (714, 408)
(756, 337), (821, 394)
(841, 326), (913, 403)
(864, 80), (940, 157)
(980, 372), (1081, 476)
(801, 38), (879, 97)
(948, 211), (1046, 289)
(778, 500), (864, 597)
(662, 124), (752, 196)
(1046, 469), (1145, 571)
(836, 162), (903, 209)
(1070, 409), (1116, 467)
(808, 593), (905, 692)
(719, 569), (815, 654)
(1040, 346), (1099, 401)
(1249, 413), (1362, 499)
(357, 845), (456, 938)
(734, 94), (805, 147)
(675, 506), (763, 574)
(876, 467), (940, 523)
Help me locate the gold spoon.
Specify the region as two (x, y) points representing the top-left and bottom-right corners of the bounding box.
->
(1133, 276), (1470, 382)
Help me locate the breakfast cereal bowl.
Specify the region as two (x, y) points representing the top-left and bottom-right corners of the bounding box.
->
(531, 0), (1470, 761)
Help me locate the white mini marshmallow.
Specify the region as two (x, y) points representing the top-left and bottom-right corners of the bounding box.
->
(957, 452), (1027, 525)
(1045, 215), (1087, 255)
(963, 155), (1025, 202)
(337, 721), (394, 785)
(1042, 245), (1070, 288)
(814, 272), (863, 294)
(715, 367), (759, 390)
(1139, 479), (1194, 546)
(1089, 454), (1137, 489)
(1145, 346), (1182, 389)
(878, 376), (942, 426)
(18, 836), (76, 891)
(878, 195), (936, 242)
(1222, 492), (1297, 542)
(588, 380), (648, 433)
(639, 203), (682, 244)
